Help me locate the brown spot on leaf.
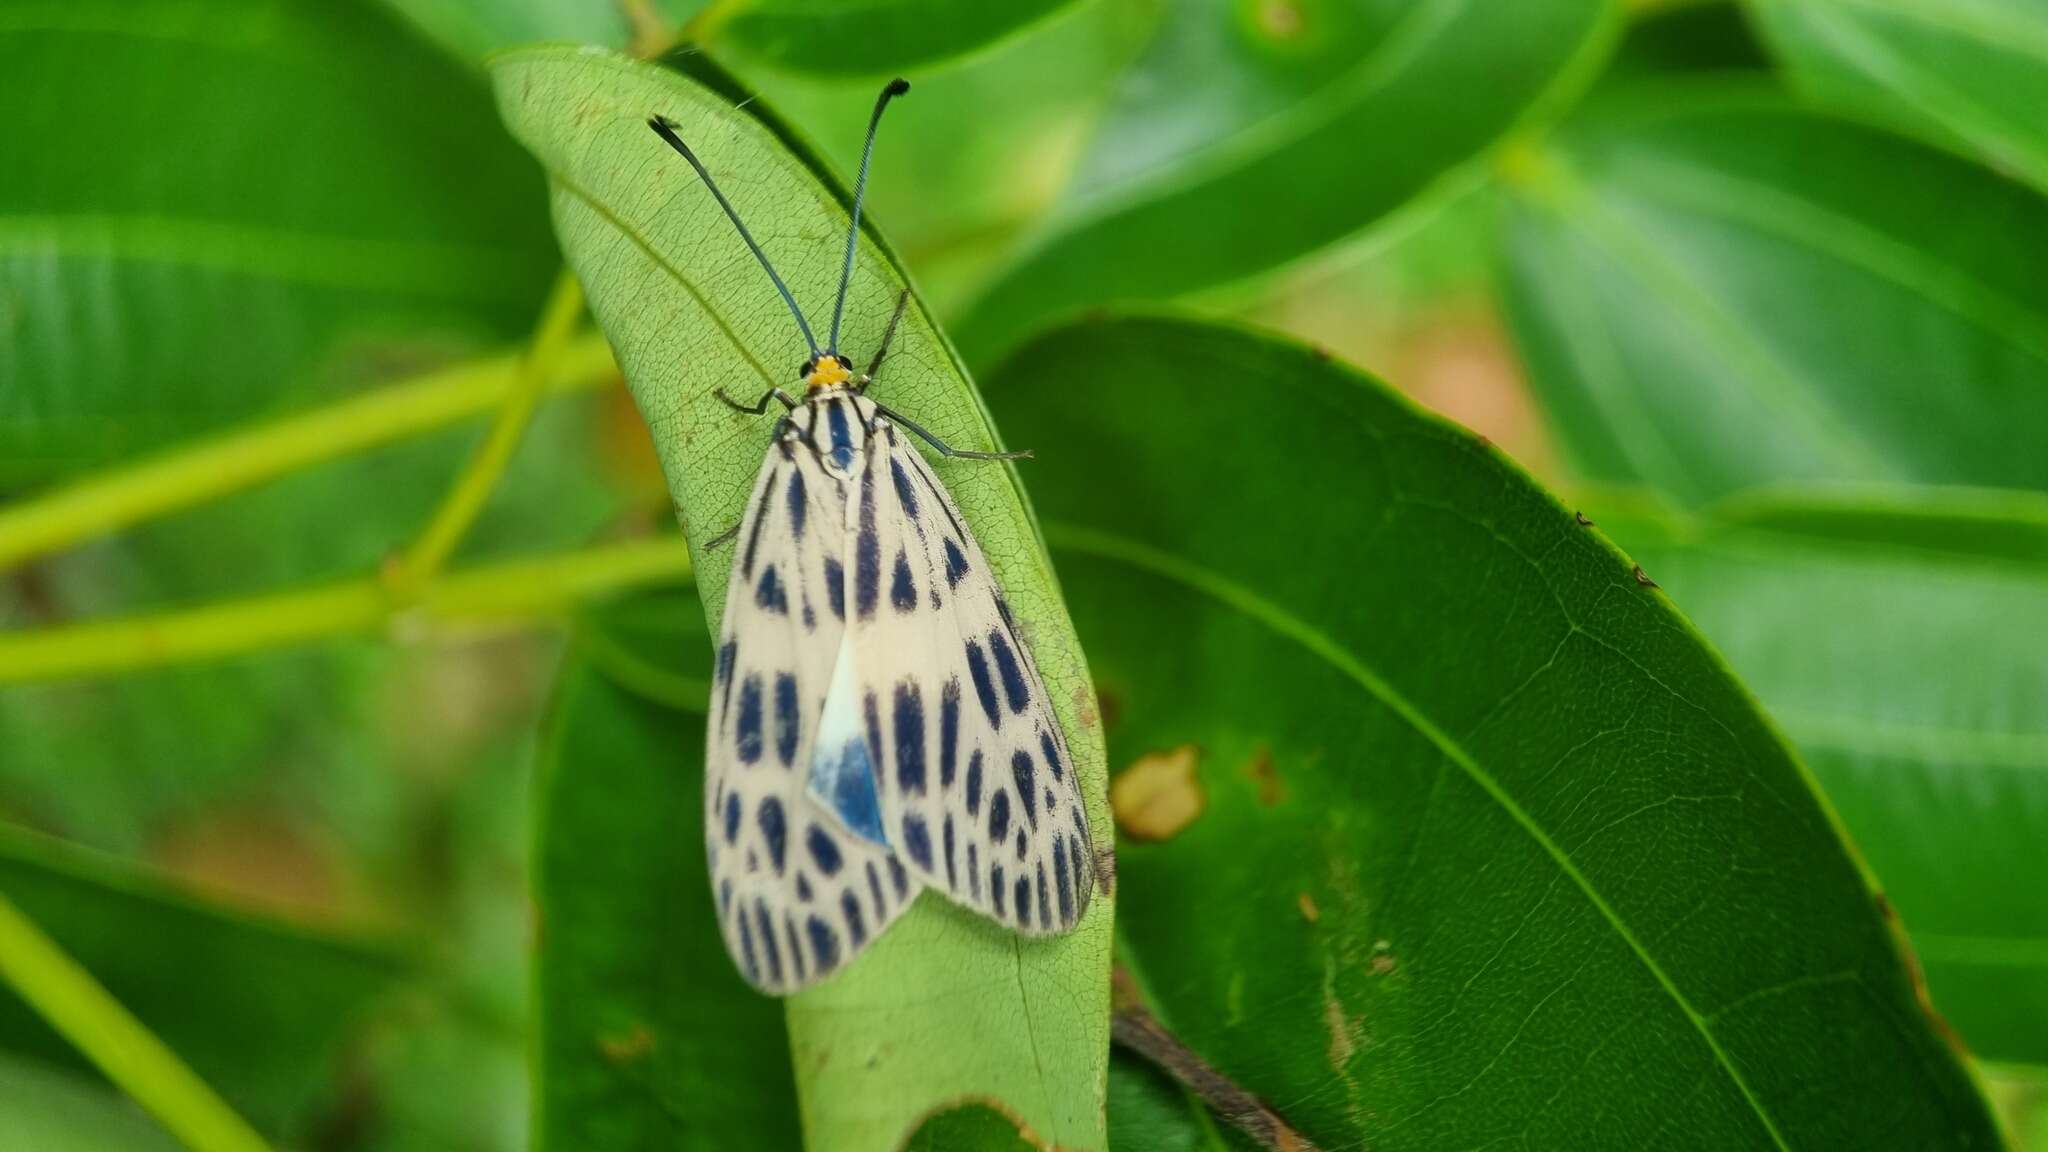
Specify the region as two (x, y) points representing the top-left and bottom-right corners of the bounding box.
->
(1298, 892), (1320, 923)
(1321, 961), (1367, 1079)
(1323, 993), (1353, 1071)
(1094, 684), (1123, 732)
(1243, 746), (1286, 806)
(598, 1024), (654, 1065)
(1253, 0), (1305, 40)
(1575, 510), (1594, 526)
(1371, 954), (1396, 976)
(1632, 565), (1658, 588)
(1093, 844), (1119, 896)
(1073, 685), (1099, 731)
(1111, 745), (1205, 841)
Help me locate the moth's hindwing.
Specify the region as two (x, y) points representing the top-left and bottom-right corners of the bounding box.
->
(850, 419), (1095, 935)
(706, 431), (917, 995)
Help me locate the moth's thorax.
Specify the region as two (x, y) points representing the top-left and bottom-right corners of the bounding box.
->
(784, 389), (879, 478)
(802, 354), (853, 391)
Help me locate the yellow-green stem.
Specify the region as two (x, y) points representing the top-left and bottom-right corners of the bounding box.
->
(0, 332), (618, 573)
(0, 538), (692, 685)
(392, 271), (588, 594)
(0, 891), (273, 1152)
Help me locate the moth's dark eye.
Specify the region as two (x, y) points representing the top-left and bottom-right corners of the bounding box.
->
(835, 354), (853, 371)
(798, 359), (815, 380)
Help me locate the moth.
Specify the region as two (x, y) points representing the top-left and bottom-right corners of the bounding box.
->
(649, 80), (1094, 994)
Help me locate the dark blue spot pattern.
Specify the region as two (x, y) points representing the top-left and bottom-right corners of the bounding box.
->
(756, 565), (788, 615)
(901, 812), (932, 870)
(1013, 750), (1036, 828)
(890, 549), (916, 612)
(786, 466), (807, 539)
(736, 675), (763, 764)
(989, 630), (1029, 713)
(758, 797), (786, 873)
(855, 472), (879, 619)
(807, 825), (842, 876)
(943, 538), (969, 588)
(774, 673), (799, 766)
(824, 558), (846, 621)
(894, 681), (926, 796)
(965, 641), (1001, 730)
(939, 680), (961, 787)
(890, 456), (919, 521)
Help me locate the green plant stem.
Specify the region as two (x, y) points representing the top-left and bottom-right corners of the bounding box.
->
(0, 538), (692, 685)
(392, 271), (588, 594)
(0, 332), (618, 574)
(0, 891), (273, 1152)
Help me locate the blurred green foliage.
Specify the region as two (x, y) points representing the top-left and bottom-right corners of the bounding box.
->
(2, 0), (2044, 1149)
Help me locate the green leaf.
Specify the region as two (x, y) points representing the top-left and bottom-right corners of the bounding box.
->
(899, 1103), (1041, 1151)
(1597, 0), (1771, 85)
(983, 313), (2001, 1149)
(493, 48), (1112, 1150)
(1498, 83), (2048, 504)
(380, 0), (713, 62)
(0, 1052), (180, 1152)
(0, 0), (557, 483)
(1603, 486), (2048, 1066)
(0, 825), (404, 1135)
(534, 609), (799, 1150)
(1105, 1053), (1248, 1152)
(951, 0), (1619, 361)
(1746, 0), (2048, 194)
(700, 0), (1083, 75)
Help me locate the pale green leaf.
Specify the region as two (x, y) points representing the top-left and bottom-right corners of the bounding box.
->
(492, 47), (1113, 1151)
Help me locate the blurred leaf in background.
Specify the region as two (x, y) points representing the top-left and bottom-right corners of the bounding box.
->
(1746, 0), (2048, 194)
(0, 0), (558, 483)
(1499, 84), (2048, 504)
(952, 0), (1620, 361)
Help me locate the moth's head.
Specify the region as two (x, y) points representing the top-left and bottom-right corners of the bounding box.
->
(801, 353), (854, 392)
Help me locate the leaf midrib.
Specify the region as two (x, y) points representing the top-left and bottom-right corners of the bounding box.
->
(1771, 0), (2048, 190)
(549, 171), (779, 390)
(1046, 519), (1799, 1152)
(1519, 165), (1893, 480)
(1611, 156), (2048, 365)
(1781, 0), (2048, 68)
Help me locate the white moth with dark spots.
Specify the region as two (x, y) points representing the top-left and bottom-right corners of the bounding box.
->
(649, 80), (1093, 993)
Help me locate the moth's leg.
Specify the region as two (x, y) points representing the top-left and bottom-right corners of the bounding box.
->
(871, 401), (1032, 461)
(717, 387), (799, 414)
(855, 290), (912, 395)
(700, 521), (742, 551)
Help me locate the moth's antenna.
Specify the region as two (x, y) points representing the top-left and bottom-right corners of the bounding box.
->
(827, 78), (910, 355)
(648, 115), (820, 357)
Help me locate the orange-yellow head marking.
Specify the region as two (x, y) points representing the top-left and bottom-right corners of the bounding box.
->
(804, 355), (853, 391)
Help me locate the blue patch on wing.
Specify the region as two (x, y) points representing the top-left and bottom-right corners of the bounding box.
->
(807, 637), (890, 847)
(809, 732), (888, 845)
